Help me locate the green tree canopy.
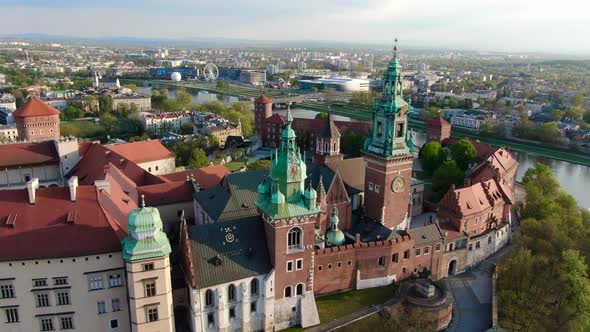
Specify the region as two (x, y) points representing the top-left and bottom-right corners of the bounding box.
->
(315, 112), (328, 120)
(419, 142), (444, 175)
(99, 112), (117, 135)
(450, 138), (477, 170)
(246, 159), (271, 172)
(175, 88), (193, 110)
(180, 122), (194, 135)
(432, 160), (464, 196)
(188, 148), (210, 169)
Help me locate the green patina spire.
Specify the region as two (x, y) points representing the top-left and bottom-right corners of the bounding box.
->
(122, 195), (172, 261)
(362, 38), (411, 158)
(255, 99), (320, 220)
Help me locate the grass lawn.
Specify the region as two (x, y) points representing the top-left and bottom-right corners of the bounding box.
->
(316, 284), (397, 323)
(335, 312), (387, 331)
(225, 158), (248, 172)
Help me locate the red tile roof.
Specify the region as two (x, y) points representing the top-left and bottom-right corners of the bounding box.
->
(0, 186), (122, 261)
(266, 113), (286, 124)
(69, 142), (162, 186)
(138, 181), (195, 205)
(428, 117), (451, 128)
(107, 140), (175, 164)
(292, 118), (371, 136)
(159, 165), (230, 189)
(0, 141), (59, 168)
(254, 95), (272, 104)
(12, 98), (60, 118)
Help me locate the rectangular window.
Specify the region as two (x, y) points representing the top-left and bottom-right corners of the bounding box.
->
(229, 307), (235, 319)
(488, 236), (492, 244)
(318, 265), (322, 271)
(250, 301), (257, 313)
(476, 241), (481, 249)
(0, 282), (15, 298)
(5, 308), (18, 323)
(97, 300), (107, 314)
(374, 185), (380, 193)
(207, 313), (214, 326)
(112, 298), (121, 312)
(287, 261), (293, 272)
(392, 253), (399, 263)
(347, 260), (352, 266)
(378, 256), (385, 266)
(145, 281), (157, 297)
(143, 263), (154, 271)
(147, 307), (159, 322)
(60, 316), (73, 330)
(54, 277), (68, 286)
(56, 291), (70, 306)
(435, 244), (441, 251)
(416, 248), (421, 256)
(368, 182), (374, 191)
(36, 293), (50, 307)
(296, 259), (303, 270)
(403, 250), (410, 259)
(109, 273), (122, 287)
(468, 244), (473, 251)
(33, 279), (47, 287)
(40, 318), (54, 331)
(110, 319), (119, 329)
(396, 123), (404, 137)
(88, 276), (104, 290)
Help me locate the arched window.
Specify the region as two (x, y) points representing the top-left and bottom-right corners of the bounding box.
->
(205, 289), (214, 307)
(296, 283), (304, 295)
(333, 143), (337, 152)
(250, 278), (259, 296)
(228, 284), (236, 302)
(284, 286), (292, 298)
(324, 142), (329, 152)
(288, 227), (302, 250)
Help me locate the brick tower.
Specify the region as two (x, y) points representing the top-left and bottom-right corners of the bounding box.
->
(255, 105), (320, 330)
(253, 95), (273, 137)
(313, 112), (343, 165)
(362, 41), (415, 230)
(13, 98), (60, 142)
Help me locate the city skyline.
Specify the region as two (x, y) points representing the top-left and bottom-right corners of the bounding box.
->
(2, 0), (590, 55)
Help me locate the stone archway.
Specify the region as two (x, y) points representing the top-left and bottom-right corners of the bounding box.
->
(448, 259), (457, 276)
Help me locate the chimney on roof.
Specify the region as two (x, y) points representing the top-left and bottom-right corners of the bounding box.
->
(68, 176), (78, 202)
(94, 179), (111, 194)
(27, 178), (39, 204)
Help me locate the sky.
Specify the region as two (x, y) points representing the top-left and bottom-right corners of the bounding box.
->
(2, 0), (589, 54)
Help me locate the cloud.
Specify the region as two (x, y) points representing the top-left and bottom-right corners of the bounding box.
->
(1, 0), (589, 53)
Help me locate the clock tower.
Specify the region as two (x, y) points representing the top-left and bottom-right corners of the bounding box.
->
(362, 41), (415, 230)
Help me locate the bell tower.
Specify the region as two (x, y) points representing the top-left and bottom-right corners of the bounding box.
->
(255, 104), (320, 330)
(362, 40), (415, 230)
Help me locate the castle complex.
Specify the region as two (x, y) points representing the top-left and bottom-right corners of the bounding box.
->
(0, 47), (517, 332)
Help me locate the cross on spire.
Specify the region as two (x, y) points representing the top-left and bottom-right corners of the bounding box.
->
(141, 194), (146, 208)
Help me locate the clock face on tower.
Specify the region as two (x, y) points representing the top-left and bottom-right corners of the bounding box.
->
(391, 176), (405, 193)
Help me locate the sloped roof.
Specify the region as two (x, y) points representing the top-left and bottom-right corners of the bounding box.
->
(0, 141), (59, 168)
(441, 178), (513, 218)
(266, 113), (286, 124)
(428, 117), (451, 128)
(138, 181), (196, 206)
(12, 98), (60, 118)
(188, 218), (272, 288)
(408, 223), (444, 247)
(291, 118), (371, 137)
(159, 165), (230, 189)
(194, 170), (267, 222)
(325, 157), (365, 192)
(254, 95), (272, 104)
(320, 113), (341, 138)
(0, 186), (122, 261)
(106, 140), (175, 164)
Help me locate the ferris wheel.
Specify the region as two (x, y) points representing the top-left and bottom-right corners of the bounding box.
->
(202, 63), (219, 81)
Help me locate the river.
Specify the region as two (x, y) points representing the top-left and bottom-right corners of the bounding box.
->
(141, 86), (590, 209)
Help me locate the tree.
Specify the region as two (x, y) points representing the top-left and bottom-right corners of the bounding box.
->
(450, 138), (477, 170)
(246, 159), (271, 171)
(479, 123), (494, 136)
(564, 107), (585, 121)
(99, 112), (117, 135)
(98, 95), (112, 113)
(551, 109), (565, 121)
(175, 88), (193, 110)
(315, 112), (328, 120)
(432, 160), (464, 196)
(419, 142), (444, 175)
(310, 86), (319, 93)
(180, 122), (194, 135)
(570, 94), (584, 107)
(208, 135), (220, 149)
(188, 148), (210, 168)
(61, 105), (84, 120)
(216, 80), (229, 90)
(535, 123), (562, 143)
(0, 133), (8, 143)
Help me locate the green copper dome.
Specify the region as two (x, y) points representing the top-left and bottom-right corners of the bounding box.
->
(326, 210), (345, 246)
(122, 202), (172, 261)
(271, 188), (285, 205)
(304, 186), (317, 199)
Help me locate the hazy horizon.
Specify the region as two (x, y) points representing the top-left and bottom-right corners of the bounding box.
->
(2, 0), (590, 55)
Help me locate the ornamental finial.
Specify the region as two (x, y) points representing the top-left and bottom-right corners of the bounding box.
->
(141, 194), (146, 208)
(393, 38), (398, 57)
